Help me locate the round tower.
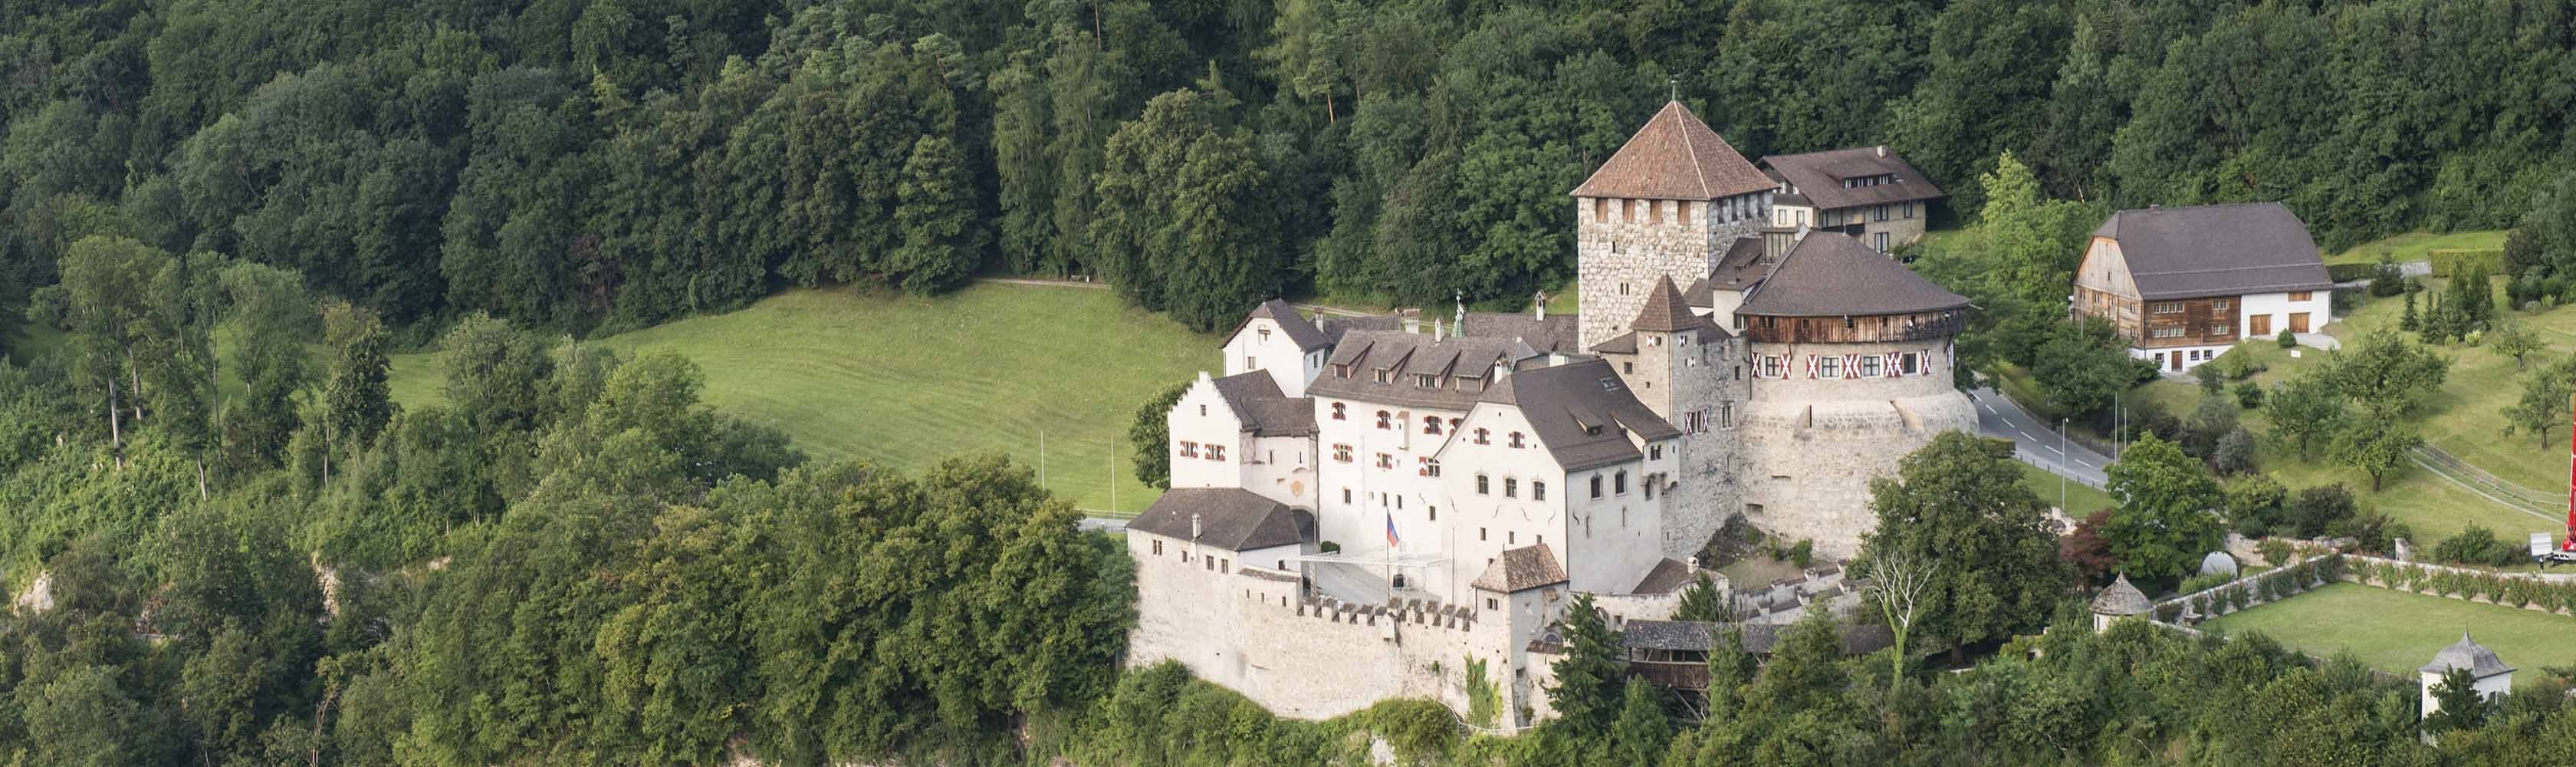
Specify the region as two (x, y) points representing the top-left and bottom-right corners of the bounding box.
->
(1733, 231), (1978, 557)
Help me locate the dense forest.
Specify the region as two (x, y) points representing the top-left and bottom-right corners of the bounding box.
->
(7, 0), (2576, 763)
(2, 0), (2572, 337)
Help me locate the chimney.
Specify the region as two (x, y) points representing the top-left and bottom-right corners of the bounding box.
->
(1433, 318), (1444, 337)
(1190, 512), (1202, 541)
(1875, 144), (1888, 158)
(1534, 291), (1547, 321)
(1402, 315), (1421, 334)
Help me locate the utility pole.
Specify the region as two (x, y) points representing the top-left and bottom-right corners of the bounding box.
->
(1039, 429), (1046, 492)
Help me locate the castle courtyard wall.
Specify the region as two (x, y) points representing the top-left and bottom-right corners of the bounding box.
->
(1738, 339), (1976, 558)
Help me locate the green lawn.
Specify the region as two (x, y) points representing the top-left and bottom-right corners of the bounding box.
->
(389, 285), (1218, 515)
(2325, 229), (2507, 266)
(2111, 277), (2575, 542)
(2019, 460), (2114, 515)
(2203, 583), (2575, 682)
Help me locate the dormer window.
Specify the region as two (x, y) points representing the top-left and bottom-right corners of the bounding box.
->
(1333, 364), (1350, 378)
(1598, 377), (1617, 391)
(1414, 374), (1438, 388)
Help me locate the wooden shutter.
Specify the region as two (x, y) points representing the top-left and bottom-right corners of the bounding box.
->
(1843, 354), (1859, 379)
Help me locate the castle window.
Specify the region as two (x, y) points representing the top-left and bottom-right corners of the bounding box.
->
(1650, 444), (1663, 460)
(1533, 482), (1546, 500)
(1901, 353), (1920, 375)
(1648, 200), (1662, 225)
(1208, 445), (1226, 462)
(1645, 480), (1655, 500)
(1480, 528), (1488, 541)
(1178, 441), (1198, 458)
(1763, 356), (1783, 378)
(1420, 458), (1441, 477)
(1625, 199), (1637, 223)
(1423, 416), (1443, 435)
(1873, 204), (1890, 222)
(1429, 505), (1437, 522)
(1332, 403), (1346, 420)
(1508, 432), (1526, 448)
(1721, 403), (1733, 427)
(1487, 597), (1499, 611)
(1375, 453), (1393, 469)
(1615, 471), (1628, 495)
(1375, 411), (1392, 429)
(1679, 202), (1692, 225)
(1343, 488), (1352, 503)
(1477, 474), (1490, 495)
(1449, 417), (1463, 431)
(1904, 201), (1916, 219)
(1503, 478), (1518, 498)
(1859, 355), (1881, 377)
(1594, 197), (1607, 222)
(1152, 539), (1163, 555)
(1474, 428), (1490, 445)
(1258, 328), (1270, 341)
(1332, 444), (1352, 463)
(1818, 356), (1842, 378)
(1623, 361), (1632, 374)
(1590, 476), (1604, 499)
(1509, 532), (1516, 545)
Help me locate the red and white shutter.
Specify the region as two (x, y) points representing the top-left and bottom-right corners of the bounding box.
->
(1843, 354), (1859, 379)
(1804, 355), (1815, 379)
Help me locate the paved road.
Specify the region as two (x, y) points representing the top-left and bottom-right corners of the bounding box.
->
(1967, 387), (2111, 490)
(1078, 517), (1128, 533)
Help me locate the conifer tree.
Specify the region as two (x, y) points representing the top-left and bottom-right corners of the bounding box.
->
(1546, 592), (1623, 735)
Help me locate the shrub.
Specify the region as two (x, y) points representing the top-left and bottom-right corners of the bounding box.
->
(2178, 572), (2235, 596)
(2287, 485), (2358, 539)
(2196, 363), (2223, 394)
(1788, 538), (1813, 568)
(2256, 538), (2295, 567)
(2432, 526), (2521, 568)
(2233, 380), (2265, 408)
(2226, 584), (2249, 611)
(2155, 603), (2183, 622)
(2191, 593), (2212, 617)
(2277, 328), (2298, 348)
(2213, 427), (2257, 475)
(2430, 249), (2506, 278)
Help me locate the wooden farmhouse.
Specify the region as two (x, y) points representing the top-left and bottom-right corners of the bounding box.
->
(2071, 202), (2334, 373)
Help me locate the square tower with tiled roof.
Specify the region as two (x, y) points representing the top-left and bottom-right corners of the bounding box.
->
(1571, 101), (1775, 351)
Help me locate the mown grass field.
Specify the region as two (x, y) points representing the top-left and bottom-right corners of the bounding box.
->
(388, 284), (1218, 515)
(2019, 459), (2114, 515)
(2119, 276), (2574, 543)
(2203, 583), (2575, 682)
(2324, 229), (2508, 266)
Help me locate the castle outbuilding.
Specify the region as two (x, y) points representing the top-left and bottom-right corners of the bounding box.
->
(2419, 633), (2515, 720)
(1125, 100), (1976, 730)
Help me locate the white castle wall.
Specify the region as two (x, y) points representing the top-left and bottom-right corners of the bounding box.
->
(1125, 533), (1555, 730)
(1737, 339), (1976, 558)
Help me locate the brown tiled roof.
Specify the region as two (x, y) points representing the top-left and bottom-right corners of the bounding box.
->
(1631, 277), (1700, 333)
(1737, 232), (1969, 318)
(1592, 331), (1638, 354)
(1471, 543), (1569, 593)
(1570, 101), (1772, 200)
(1761, 146), (1944, 210)
(1310, 331), (1536, 410)
(1208, 372), (1316, 438)
(1129, 488), (1304, 551)
(2092, 202), (2334, 301)
(1227, 299), (1332, 351)
(1478, 357), (1679, 471)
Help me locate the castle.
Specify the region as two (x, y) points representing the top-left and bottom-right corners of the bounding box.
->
(1123, 102), (1976, 731)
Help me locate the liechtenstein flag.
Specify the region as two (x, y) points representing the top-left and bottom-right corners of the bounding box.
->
(1385, 515), (1400, 548)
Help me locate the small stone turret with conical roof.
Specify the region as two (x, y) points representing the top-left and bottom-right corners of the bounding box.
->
(2419, 632), (2514, 720)
(2089, 574), (2154, 632)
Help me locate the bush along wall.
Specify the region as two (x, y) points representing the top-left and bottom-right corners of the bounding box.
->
(2163, 554), (2345, 622)
(2344, 555), (2576, 615)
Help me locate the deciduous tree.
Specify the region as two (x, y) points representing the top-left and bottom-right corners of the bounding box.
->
(2103, 434), (2225, 582)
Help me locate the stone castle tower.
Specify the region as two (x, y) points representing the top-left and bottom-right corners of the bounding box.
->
(1571, 101), (1776, 351)
(1576, 101), (1975, 559)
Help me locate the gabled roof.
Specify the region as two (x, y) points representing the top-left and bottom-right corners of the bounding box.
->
(1471, 543), (1569, 593)
(1208, 372), (1316, 438)
(1227, 299), (1332, 351)
(1317, 314), (1401, 345)
(1570, 101), (1772, 200)
(1310, 331), (1536, 410)
(2089, 574), (2153, 616)
(1480, 357), (1680, 471)
(1631, 559), (1698, 595)
(1129, 488), (1304, 552)
(2420, 632), (2515, 677)
(1760, 146), (1944, 210)
(2091, 202), (2334, 301)
(1737, 232), (1969, 318)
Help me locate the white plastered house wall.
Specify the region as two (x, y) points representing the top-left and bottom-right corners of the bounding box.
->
(1434, 403), (1569, 603)
(1311, 394), (1464, 562)
(2237, 291), (2330, 340)
(1223, 315), (1326, 398)
(1168, 373), (1248, 492)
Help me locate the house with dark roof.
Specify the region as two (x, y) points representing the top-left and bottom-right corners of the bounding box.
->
(1167, 369), (1321, 512)
(1761, 145), (1944, 253)
(2072, 202), (2334, 373)
(1223, 299), (1334, 397)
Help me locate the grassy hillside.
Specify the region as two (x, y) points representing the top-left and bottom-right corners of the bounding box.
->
(2125, 277), (2574, 542)
(2325, 229), (2507, 266)
(389, 284), (1217, 515)
(2203, 583), (2574, 681)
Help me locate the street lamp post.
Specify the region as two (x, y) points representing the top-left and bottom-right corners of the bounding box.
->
(2059, 417), (2069, 512)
